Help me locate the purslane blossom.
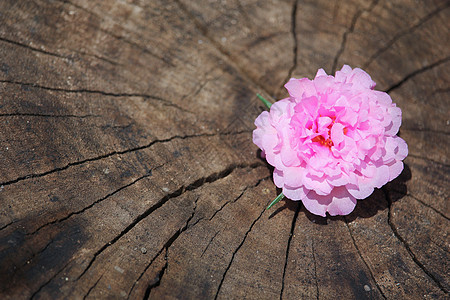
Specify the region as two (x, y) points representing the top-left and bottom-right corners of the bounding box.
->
(253, 65), (408, 216)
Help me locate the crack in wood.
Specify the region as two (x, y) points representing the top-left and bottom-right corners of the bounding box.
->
(0, 79), (190, 113)
(311, 238), (320, 300)
(364, 3), (450, 68)
(83, 273), (104, 300)
(0, 131), (246, 189)
(55, 0), (176, 68)
(0, 220), (14, 231)
(0, 113), (100, 119)
(208, 175), (270, 222)
(200, 231), (220, 258)
(179, 71), (224, 103)
(142, 195), (201, 299)
(385, 56), (450, 93)
(278, 0), (298, 96)
(76, 163), (262, 282)
(280, 202), (300, 300)
(401, 128), (450, 135)
(19, 238), (55, 270)
(395, 191), (449, 221)
(70, 49), (121, 66)
(0, 36), (66, 59)
(29, 259), (73, 299)
(172, 0), (273, 96)
(431, 87), (450, 96)
(331, 0), (379, 73)
(0, 35), (120, 67)
(28, 163), (164, 236)
(344, 219), (387, 299)
(407, 154), (449, 168)
(142, 250), (168, 300)
(383, 188), (448, 293)
(214, 205), (266, 299)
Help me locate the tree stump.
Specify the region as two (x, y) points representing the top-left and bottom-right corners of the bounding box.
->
(0, 0), (448, 299)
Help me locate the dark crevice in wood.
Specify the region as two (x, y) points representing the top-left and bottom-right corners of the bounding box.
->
(208, 175), (270, 222)
(344, 219), (387, 299)
(142, 250), (168, 300)
(431, 87), (450, 95)
(71, 49), (121, 66)
(57, 0), (176, 68)
(0, 220), (14, 231)
(172, 0), (273, 96)
(331, 0), (379, 73)
(0, 131), (246, 188)
(311, 239), (319, 300)
(97, 27), (176, 68)
(143, 195), (201, 299)
(127, 251), (163, 299)
(0, 37), (66, 59)
(29, 259), (73, 299)
(0, 113), (100, 119)
(83, 274), (103, 300)
(0, 35), (120, 67)
(280, 203), (300, 300)
(407, 154), (450, 168)
(20, 238), (55, 270)
(0, 79), (191, 114)
(364, 3), (450, 68)
(28, 164), (164, 236)
(135, 173), (270, 297)
(278, 0), (298, 96)
(179, 72), (224, 103)
(383, 188), (448, 294)
(214, 206), (266, 300)
(201, 231), (220, 258)
(385, 56), (450, 93)
(395, 192), (449, 221)
(182, 173), (269, 231)
(401, 128), (450, 135)
(77, 163), (262, 282)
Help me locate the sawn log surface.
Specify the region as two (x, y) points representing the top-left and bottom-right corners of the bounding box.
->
(0, 0), (448, 299)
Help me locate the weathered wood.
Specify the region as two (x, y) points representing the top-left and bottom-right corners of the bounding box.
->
(0, 0), (448, 299)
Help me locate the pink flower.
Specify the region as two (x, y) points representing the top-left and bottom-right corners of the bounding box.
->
(253, 65), (408, 216)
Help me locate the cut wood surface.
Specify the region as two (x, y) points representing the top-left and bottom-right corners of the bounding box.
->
(0, 0), (448, 299)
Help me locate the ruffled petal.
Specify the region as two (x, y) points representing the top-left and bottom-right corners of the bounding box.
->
(285, 78), (316, 99)
(283, 185), (309, 201)
(325, 187), (357, 216)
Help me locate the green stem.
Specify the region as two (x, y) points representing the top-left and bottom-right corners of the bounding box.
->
(257, 93), (272, 109)
(266, 192), (284, 210)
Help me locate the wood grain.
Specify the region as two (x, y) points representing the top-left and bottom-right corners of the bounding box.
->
(0, 0), (448, 299)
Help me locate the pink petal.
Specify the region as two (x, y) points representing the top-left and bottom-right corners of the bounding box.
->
(385, 106), (402, 135)
(303, 173), (333, 195)
(315, 68), (328, 78)
(283, 167), (305, 188)
(347, 68), (376, 89)
(388, 161), (404, 181)
(331, 123), (345, 145)
(283, 185), (309, 201)
(325, 187), (357, 216)
(301, 190), (331, 217)
(394, 136), (408, 160)
(372, 164), (390, 188)
(346, 183), (374, 199)
(285, 78), (316, 99)
(273, 168), (284, 188)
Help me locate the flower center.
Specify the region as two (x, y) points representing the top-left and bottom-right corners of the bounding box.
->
(311, 119), (348, 149)
(312, 135), (333, 148)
